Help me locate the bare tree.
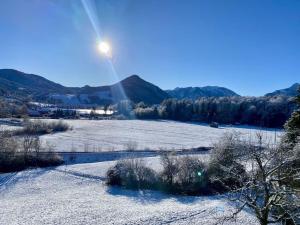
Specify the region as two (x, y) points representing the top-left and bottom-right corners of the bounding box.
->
(160, 152), (179, 186)
(211, 133), (300, 225)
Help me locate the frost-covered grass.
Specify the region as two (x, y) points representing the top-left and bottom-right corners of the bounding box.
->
(37, 119), (282, 152)
(0, 158), (260, 225)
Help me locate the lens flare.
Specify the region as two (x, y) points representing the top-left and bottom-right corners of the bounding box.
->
(98, 41), (111, 56)
(81, 0), (130, 108)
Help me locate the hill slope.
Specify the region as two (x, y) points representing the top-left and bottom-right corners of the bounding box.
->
(0, 69), (70, 96)
(265, 83), (300, 96)
(166, 86), (239, 99)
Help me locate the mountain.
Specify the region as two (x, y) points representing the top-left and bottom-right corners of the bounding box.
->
(0, 69), (70, 97)
(166, 86), (239, 99)
(265, 83), (300, 97)
(0, 69), (169, 105)
(118, 75), (170, 104)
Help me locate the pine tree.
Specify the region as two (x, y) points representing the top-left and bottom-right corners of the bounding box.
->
(284, 87), (300, 145)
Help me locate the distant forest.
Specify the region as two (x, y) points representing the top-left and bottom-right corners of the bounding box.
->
(117, 95), (296, 128)
(0, 95), (297, 128)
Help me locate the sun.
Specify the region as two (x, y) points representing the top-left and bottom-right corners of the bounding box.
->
(98, 41), (111, 56)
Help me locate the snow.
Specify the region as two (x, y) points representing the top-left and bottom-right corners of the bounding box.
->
(76, 109), (113, 115)
(39, 119), (282, 152)
(0, 157), (260, 225)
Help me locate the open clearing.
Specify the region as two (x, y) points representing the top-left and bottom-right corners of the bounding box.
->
(38, 119), (282, 152)
(0, 157), (260, 225)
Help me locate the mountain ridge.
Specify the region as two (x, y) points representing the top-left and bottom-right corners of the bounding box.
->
(0, 69), (169, 105)
(166, 86), (239, 99)
(265, 83), (299, 97)
(0, 69), (298, 106)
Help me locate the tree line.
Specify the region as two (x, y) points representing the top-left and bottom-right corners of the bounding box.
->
(126, 95), (295, 128)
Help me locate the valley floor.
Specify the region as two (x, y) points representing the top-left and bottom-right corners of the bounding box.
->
(39, 119), (282, 152)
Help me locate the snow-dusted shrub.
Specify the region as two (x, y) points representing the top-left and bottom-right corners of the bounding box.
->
(0, 133), (63, 173)
(106, 158), (158, 190)
(14, 120), (70, 136)
(106, 154), (220, 195)
(0, 131), (19, 171)
(160, 154), (210, 195)
(174, 156), (209, 195)
(159, 152), (179, 186)
(207, 132), (246, 192)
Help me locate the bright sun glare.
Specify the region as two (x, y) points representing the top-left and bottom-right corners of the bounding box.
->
(98, 41), (111, 56)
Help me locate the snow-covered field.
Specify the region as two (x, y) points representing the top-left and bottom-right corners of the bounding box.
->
(37, 119), (282, 152)
(0, 157), (260, 225)
(0, 119), (284, 224)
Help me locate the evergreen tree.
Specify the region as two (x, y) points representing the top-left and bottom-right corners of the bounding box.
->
(284, 87), (300, 145)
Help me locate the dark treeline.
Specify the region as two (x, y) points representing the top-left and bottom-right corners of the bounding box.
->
(130, 95), (296, 128)
(0, 98), (28, 118)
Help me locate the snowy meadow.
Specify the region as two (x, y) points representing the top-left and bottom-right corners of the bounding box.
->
(38, 119), (282, 152)
(0, 119), (285, 225)
(0, 157), (260, 225)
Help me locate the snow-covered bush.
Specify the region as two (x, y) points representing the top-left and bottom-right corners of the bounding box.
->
(107, 154), (213, 195)
(0, 132), (63, 173)
(207, 132), (246, 192)
(160, 154), (210, 195)
(106, 158), (158, 190)
(172, 156), (209, 195)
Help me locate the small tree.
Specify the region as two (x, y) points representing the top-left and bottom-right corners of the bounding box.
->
(212, 133), (300, 225)
(160, 152), (178, 186)
(284, 87), (300, 146)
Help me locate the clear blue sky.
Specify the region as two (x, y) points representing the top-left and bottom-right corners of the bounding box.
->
(0, 0), (299, 96)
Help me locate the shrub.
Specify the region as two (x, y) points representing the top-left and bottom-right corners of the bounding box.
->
(106, 158), (158, 190)
(173, 156), (209, 195)
(207, 132), (246, 192)
(0, 133), (63, 173)
(106, 154), (212, 196)
(14, 120), (70, 136)
(160, 154), (210, 195)
(159, 152), (178, 186)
